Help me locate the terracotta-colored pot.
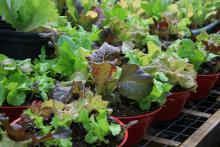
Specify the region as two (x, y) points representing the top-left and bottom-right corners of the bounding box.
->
(114, 107), (162, 146)
(12, 117), (128, 147)
(156, 90), (190, 122)
(0, 106), (29, 122)
(188, 74), (219, 101)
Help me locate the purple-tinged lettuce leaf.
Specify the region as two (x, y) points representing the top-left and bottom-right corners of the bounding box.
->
(118, 64), (154, 100)
(91, 61), (117, 95)
(87, 42), (121, 63)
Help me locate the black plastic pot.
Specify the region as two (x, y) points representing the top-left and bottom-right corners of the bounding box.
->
(0, 20), (15, 31)
(0, 29), (54, 59)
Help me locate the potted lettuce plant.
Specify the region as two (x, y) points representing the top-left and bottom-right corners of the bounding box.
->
(177, 0), (220, 35)
(7, 94), (128, 146)
(122, 40), (197, 121)
(140, 0), (191, 40)
(87, 42), (171, 145)
(196, 32), (220, 85)
(0, 113), (73, 147)
(168, 38), (219, 100)
(0, 0), (59, 59)
(144, 53), (197, 121)
(0, 54), (55, 122)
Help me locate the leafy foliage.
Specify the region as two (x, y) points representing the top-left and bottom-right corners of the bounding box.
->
(196, 32), (220, 55)
(177, 0), (220, 28)
(76, 109), (121, 144)
(0, 0), (59, 32)
(0, 113), (72, 146)
(124, 40), (162, 66)
(0, 56), (30, 106)
(35, 36), (90, 80)
(87, 42), (121, 63)
(145, 53), (197, 91)
(57, 25), (101, 50)
(141, 0), (171, 19)
(168, 39), (207, 71)
(118, 64), (154, 101)
(0, 55), (55, 106)
(138, 79), (172, 110)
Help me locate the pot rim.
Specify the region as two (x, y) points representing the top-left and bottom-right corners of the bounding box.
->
(171, 89), (191, 95)
(114, 106), (162, 120)
(0, 106), (30, 109)
(111, 116), (128, 147)
(197, 73), (220, 77)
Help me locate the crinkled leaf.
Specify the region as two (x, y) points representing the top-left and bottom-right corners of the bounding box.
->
(125, 41), (161, 66)
(118, 64), (154, 100)
(86, 95), (109, 112)
(177, 39), (206, 71)
(122, 41), (135, 53)
(18, 59), (33, 74)
(138, 79), (172, 111)
(87, 42), (121, 63)
(149, 54), (197, 90)
(41, 99), (65, 110)
(91, 61), (117, 95)
(50, 83), (73, 104)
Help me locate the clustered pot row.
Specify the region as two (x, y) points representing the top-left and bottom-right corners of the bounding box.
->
(0, 0), (220, 146)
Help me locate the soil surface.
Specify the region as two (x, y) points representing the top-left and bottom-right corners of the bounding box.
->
(171, 86), (188, 93)
(199, 57), (220, 75)
(110, 98), (160, 117)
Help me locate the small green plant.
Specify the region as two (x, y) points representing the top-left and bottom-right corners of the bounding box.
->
(0, 55), (55, 106)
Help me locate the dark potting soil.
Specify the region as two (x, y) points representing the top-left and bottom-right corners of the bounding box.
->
(110, 99), (159, 117)
(71, 123), (122, 147)
(199, 57), (220, 75)
(171, 86), (188, 93)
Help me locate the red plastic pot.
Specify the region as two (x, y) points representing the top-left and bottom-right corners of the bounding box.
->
(156, 90), (190, 122)
(215, 73), (220, 86)
(188, 74), (219, 101)
(114, 107), (162, 146)
(112, 116), (129, 147)
(0, 106), (29, 122)
(12, 117), (128, 147)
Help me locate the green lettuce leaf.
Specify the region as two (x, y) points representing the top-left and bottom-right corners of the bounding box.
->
(146, 53), (197, 90)
(0, 0), (59, 32)
(138, 79), (172, 111)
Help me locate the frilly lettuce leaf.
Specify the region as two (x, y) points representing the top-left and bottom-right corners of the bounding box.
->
(146, 53), (197, 91)
(138, 79), (172, 111)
